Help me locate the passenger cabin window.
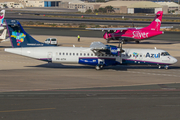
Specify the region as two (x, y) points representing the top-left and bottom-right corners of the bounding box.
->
(59, 53), (61, 55)
(91, 53), (93, 56)
(87, 53), (89, 56)
(69, 53), (71, 55)
(76, 53), (78, 56)
(66, 53), (68, 55)
(63, 53), (65, 55)
(80, 53), (82, 56)
(73, 53), (75, 55)
(84, 53), (86, 56)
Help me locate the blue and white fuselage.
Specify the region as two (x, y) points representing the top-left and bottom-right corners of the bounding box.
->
(5, 46), (177, 70)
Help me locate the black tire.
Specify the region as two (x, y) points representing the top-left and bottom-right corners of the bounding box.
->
(135, 41), (140, 44)
(95, 65), (101, 70)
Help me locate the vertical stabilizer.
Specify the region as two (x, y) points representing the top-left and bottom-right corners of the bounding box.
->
(141, 11), (163, 31)
(6, 19), (55, 48)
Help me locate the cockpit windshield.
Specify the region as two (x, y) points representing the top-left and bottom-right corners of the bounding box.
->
(161, 52), (170, 56)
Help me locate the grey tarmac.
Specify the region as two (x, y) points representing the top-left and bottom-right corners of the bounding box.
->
(0, 33), (180, 119)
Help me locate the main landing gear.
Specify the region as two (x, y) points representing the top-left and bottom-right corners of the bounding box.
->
(95, 64), (104, 70)
(135, 41), (140, 44)
(106, 39), (110, 43)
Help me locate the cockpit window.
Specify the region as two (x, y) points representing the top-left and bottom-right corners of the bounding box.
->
(161, 52), (170, 56)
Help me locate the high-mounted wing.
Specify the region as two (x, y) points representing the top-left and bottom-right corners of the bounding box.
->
(86, 26), (173, 31)
(86, 27), (142, 31)
(90, 42), (119, 55)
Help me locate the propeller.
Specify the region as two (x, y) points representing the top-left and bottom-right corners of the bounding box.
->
(117, 39), (125, 57)
(111, 33), (116, 40)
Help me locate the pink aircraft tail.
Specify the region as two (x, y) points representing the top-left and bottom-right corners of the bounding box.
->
(141, 11), (163, 31)
(0, 10), (5, 25)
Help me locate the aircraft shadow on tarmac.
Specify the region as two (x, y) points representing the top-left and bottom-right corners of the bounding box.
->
(26, 63), (127, 71)
(0, 46), (12, 48)
(25, 63), (180, 70)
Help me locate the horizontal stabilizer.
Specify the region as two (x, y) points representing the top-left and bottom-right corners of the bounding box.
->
(90, 42), (107, 49)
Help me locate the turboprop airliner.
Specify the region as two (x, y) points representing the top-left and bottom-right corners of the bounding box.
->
(86, 11), (173, 43)
(4, 19), (177, 70)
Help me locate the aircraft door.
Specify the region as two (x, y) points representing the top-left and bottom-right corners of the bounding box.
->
(47, 52), (53, 62)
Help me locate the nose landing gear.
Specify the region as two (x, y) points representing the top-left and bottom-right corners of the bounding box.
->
(158, 65), (169, 69)
(164, 65), (169, 70)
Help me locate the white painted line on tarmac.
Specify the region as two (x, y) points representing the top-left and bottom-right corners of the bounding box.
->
(121, 70), (180, 78)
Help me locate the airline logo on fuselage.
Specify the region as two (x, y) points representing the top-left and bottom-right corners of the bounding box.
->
(146, 52), (160, 58)
(133, 52), (139, 59)
(132, 52), (160, 58)
(132, 31), (149, 39)
(11, 31), (26, 46)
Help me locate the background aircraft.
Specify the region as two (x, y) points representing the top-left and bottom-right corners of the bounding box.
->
(86, 11), (172, 43)
(0, 10), (5, 31)
(4, 19), (177, 70)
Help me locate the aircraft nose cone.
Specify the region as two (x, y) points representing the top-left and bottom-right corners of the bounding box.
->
(103, 32), (108, 39)
(173, 58), (178, 63)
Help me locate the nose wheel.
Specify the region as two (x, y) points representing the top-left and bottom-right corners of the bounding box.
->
(158, 65), (161, 69)
(164, 65), (169, 70)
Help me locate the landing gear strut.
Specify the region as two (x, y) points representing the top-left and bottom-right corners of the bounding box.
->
(106, 39), (110, 43)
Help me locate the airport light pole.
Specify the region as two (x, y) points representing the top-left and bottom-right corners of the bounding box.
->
(178, 0), (179, 12)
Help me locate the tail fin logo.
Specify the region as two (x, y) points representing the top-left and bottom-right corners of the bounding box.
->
(155, 18), (161, 23)
(11, 31), (26, 46)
